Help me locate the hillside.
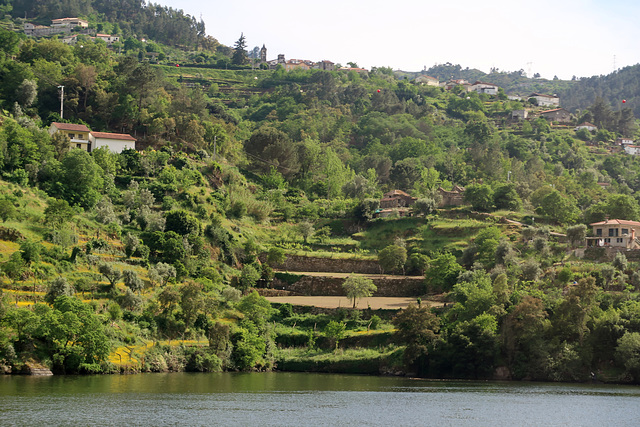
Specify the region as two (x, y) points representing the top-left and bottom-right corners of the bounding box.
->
(2, 6), (640, 383)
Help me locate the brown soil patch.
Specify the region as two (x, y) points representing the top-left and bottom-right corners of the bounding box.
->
(265, 296), (443, 310)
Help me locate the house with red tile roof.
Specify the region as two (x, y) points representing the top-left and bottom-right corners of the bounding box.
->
(587, 218), (640, 248)
(49, 122), (91, 151)
(49, 123), (136, 153)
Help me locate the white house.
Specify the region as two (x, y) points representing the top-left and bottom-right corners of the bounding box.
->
(623, 145), (640, 156)
(617, 137), (634, 146)
(511, 110), (528, 120)
(89, 132), (136, 153)
(51, 18), (89, 28)
(529, 93), (560, 107)
(95, 34), (120, 45)
(415, 75), (440, 86)
(575, 122), (597, 132)
(471, 81), (499, 95)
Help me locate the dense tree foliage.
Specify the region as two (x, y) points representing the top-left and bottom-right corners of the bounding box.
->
(3, 6), (640, 382)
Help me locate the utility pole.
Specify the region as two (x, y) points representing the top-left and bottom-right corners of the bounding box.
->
(57, 85), (64, 119)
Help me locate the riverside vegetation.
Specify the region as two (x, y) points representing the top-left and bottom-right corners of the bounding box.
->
(4, 0), (640, 383)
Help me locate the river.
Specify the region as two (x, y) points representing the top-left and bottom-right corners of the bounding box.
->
(1, 372), (639, 426)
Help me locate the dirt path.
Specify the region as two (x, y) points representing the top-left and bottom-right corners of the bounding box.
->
(265, 296), (443, 310)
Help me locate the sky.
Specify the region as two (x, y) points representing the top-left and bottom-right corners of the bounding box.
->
(160, 0), (640, 80)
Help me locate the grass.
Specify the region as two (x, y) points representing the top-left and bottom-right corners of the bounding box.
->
(275, 346), (403, 374)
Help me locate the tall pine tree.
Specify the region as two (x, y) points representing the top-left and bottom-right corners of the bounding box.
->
(232, 33), (248, 65)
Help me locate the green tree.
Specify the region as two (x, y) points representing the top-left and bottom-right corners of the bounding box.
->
(297, 221), (315, 244)
(566, 224), (587, 248)
(232, 33), (248, 65)
(44, 276), (74, 304)
(413, 198), (437, 216)
(0, 199), (18, 222)
(123, 270), (144, 294)
(378, 245), (407, 274)
(425, 251), (462, 291)
(98, 264), (121, 291)
(149, 262), (176, 287)
(239, 264), (260, 291)
(464, 183), (494, 211)
(266, 247), (286, 267)
(44, 199), (76, 229)
(237, 291), (272, 326)
(393, 304), (439, 370)
(165, 210), (201, 236)
(342, 275), (377, 308)
(230, 321), (266, 370)
(324, 320), (346, 350)
(539, 189), (580, 224)
(58, 150), (104, 209)
(493, 183), (521, 211)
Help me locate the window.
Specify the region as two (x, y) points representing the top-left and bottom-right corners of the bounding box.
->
(68, 133), (75, 139)
(76, 143), (81, 148)
(622, 228), (629, 235)
(596, 229), (602, 236)
(617, 238), (624, 243)
(605, 238), (611, 244)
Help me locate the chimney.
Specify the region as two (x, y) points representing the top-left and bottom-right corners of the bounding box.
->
(604, 215), (609, 223)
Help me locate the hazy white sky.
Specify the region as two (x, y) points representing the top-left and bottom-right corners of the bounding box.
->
(161, 0), (640, 79)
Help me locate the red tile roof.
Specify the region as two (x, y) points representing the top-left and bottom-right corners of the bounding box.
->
(91, 132), (136, 141)
(590, 219), (640, 227)
(51, 122), (90, 132)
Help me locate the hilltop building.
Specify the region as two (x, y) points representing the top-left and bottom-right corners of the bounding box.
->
(261, 49), (335, 71)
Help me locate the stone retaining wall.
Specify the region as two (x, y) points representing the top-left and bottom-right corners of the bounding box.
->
(582, 246), (640, 261)
(268, 254), (383, 274)
(272, 276), (425, 297)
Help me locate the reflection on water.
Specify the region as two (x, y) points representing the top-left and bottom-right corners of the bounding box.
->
(2, 372), (640, 426)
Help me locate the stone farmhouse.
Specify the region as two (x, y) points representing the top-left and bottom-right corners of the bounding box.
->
(438, 186), (465, 207)
(586, 218), (640, 249)
(379, 190), (417, 209)
(49, 122), (136, 153)
(539, 108), (572, 123)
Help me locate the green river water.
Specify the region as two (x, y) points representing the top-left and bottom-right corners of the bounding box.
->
(1, 372), (640, 426)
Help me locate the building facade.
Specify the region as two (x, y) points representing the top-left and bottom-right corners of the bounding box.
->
(587, 219), (640, 248)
